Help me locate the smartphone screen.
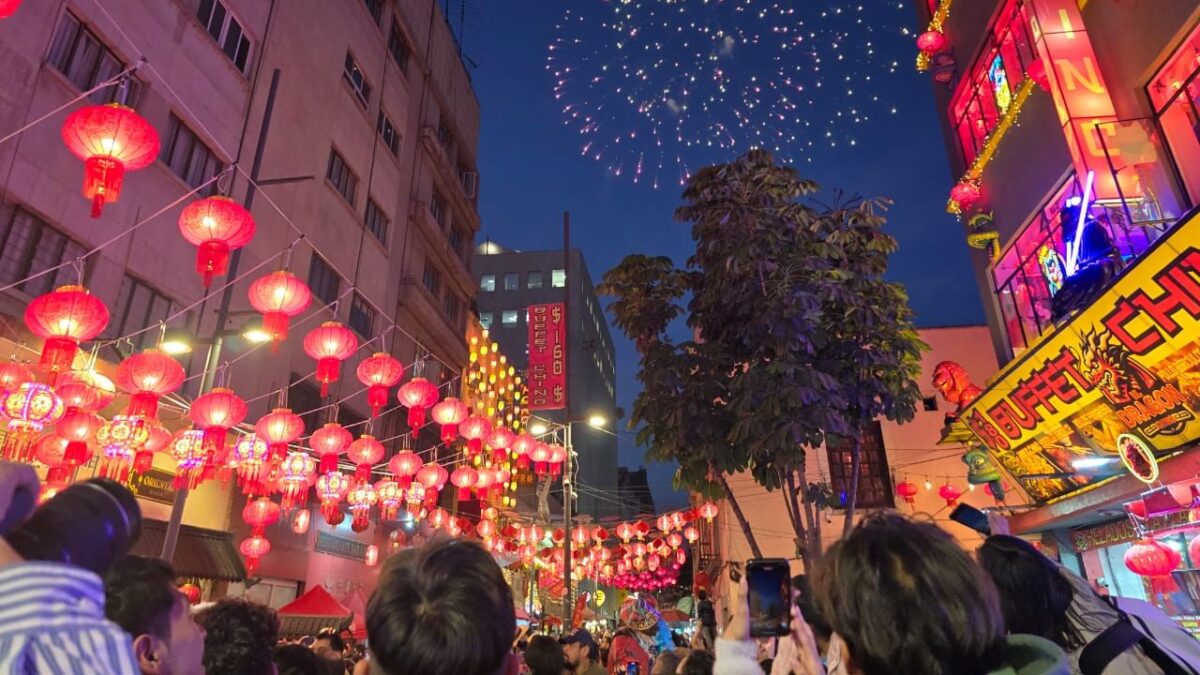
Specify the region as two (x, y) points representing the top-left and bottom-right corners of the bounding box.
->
(949, 503), (991, 535)
(746, 558), (791, 637)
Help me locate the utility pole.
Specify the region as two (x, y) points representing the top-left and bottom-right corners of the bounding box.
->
(562, 210), (573, 621)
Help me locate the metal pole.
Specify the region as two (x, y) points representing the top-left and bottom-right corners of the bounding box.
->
(563, 423), (573, 624)
(161, 69), (283, 563)
(562, 210), (573, 620)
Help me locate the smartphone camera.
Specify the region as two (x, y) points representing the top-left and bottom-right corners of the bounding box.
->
(746, 558), (791, 638)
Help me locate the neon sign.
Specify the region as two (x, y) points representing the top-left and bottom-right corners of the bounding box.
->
(989, 54), (1012, 113)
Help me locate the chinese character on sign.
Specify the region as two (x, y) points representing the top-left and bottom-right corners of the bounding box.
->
(527, 303), (566, 410)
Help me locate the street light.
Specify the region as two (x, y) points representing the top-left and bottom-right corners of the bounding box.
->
(587, 414), (607, 429)
(530, 421), (549, 436)
(159, 328), (194, 356)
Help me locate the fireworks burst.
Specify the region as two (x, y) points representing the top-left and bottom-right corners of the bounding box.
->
(548, 1), (911, 188)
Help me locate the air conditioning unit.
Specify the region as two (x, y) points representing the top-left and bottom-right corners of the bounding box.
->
(460, 171), (478, 199)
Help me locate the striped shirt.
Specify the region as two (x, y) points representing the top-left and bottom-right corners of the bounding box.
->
(0, 562), (137, 675)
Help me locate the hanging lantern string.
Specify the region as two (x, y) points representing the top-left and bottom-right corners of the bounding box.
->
(0, 61), (144, 147)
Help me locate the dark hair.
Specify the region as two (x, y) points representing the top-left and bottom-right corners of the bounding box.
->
(793, 574), (832, 641)
(524, 635), (565, 675)
(103, 555), (178, 640)
(978, 534), (1084, 651)
(316, 627), (347, 652)
(697, 589), (707, 600)
(681, 649), (715, 675)
(653, 651), (681, 674)
(196, 598), (280, 675)
(815, 512), (1006, 675)
(759, 659), (774, 674)
(274, 644), (329, 675)
(367, 539), (515, 675)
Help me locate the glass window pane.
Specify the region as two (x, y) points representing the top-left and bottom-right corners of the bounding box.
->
(503, 273), (519, 290)
(527, 271), (543, 289)
(551, 269), (566, 288)
(501, 310), (518, 325)
(479, 312), (493, 329)
(480, 275), (495, 292)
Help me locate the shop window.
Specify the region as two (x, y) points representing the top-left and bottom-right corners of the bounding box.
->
(1150, 23), (1200, 206)
(826, 422), (893, 509)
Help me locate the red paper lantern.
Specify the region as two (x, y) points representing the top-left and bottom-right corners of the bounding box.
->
(309, 422), (351, 474)
(242, 496), (281, 537)
(346, 481), (378, 532)
(431, 397), (468, 444)
(417, 462), (448, 490)
(278, 452), (316, 511)
(486, 427), (515, 463)
(255, 408), (304, 458)
(240, 535), (271, 575)
(684, 525), (700, 543)
(949, 181), (982, 212)
(450, 466), (478, 501)
(25, 286), (109, 379)
(247, 271), (312, 348)
(233, 433), (271, 492)
(375, 479), (403, 520)
(189, 387), (247, 458)
(347, 434), (384, 482)
(1125, 538), (1181, 595)
(365, 544), (379, 567)
(55, 408), (102, 466)
(916, 30), (947, 54)
(0, 0), (23, 18)
(0, 362), (33, 396)
(57, 369), (116, 410)
(530, 442), (551, 476)
(95, 414), (151, 481)
(169, 429), (208, 489)
(179, 583), (202, 605)
(178, 196), (256, 287)
(938, 482), (964, 506)
(459, 415), (492, 457)
(698, 501), (719, 523)
(116, 349), (185, 418)
(636, 521), (651, 539)
(398, 377), (439, 429)
(356, 353), (404, 417)
(388, 450), (423, 489)
(303, 321), (358, 397)
(896, 479), (919, 504)
(33, 435), (71, 483)
(61, 104), (160, 217)
(547, 443), (567, 477)
(1, 382), (65, 462)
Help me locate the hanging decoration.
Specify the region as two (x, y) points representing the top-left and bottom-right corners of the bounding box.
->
(346, 434), (384, 482)
(278, 452), (316, 511)
(61, 103), (161, 218)
(398, 377), (439, 430)
(346, 481), (378, 532)
(240, 536), (270, 576)
(55, 407), (102, 466)
(242, 497), (281, 539)
(431, 396), (468, 444)
(946, 77), (1037, 215)
(291, 508), (311, 535)
(58, 368), (117, 410)
(459, 415), (491, 458)
(356, 353), (404, 417)
(189, 387), (247, 459)
(95, 414), (151, 481)
(938, 482), (964, 506)
(375, 479), (403, 520)
(0, 0), (23, 19)
(896, 479), (919, 504)
(116, 349), (185, 418)
(309, 422), (351, 475)
(0, 362), (33, 395)
(303, 322), (358, 397)
(450, 466), (479, 501)
(915, 0), (953, 71)
(1125, 538), (1181, 596)
(1, 382), (65, 463)
(512, 433), (536, 471)
(255, 408), (304, 459)
(316, 470), (351, 524)
(24, 286), (110, 380)
(387, 449), (422, 490)
(178, 196), (257, 287)
(233, 433), (271, 492)
(486, 427), (515, 464)
(34, 435), (72, 485)
(247, 271), (313, 349)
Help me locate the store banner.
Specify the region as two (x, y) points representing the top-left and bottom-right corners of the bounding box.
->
(527, 303), (566, 410)
(962, 210), (1200, 502)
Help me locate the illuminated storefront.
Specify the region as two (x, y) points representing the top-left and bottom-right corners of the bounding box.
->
(1151, 21), (1200, 205)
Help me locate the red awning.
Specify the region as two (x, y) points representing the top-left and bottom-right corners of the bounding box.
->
(278, 585), (351, 617)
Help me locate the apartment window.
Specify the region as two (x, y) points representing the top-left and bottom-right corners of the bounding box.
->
(422, 259), (442, 297)
(429, 191), (447, 228)
(0, 204), (87, 297)
(442, 292), (461, 325)
(307, 255), (341, 307)
(479, 312), (493, 329)
(349, 292), (375, 336)
(480, 274), (495, 292)
(342, 51), (372, 107)
(551, 269), (566, 288)
(447, 227), (468, 259)
(527, 271), (543, 289)
(326, 149), (358, 206)
(376, 111), (400, 156)
(160, 114), (224, 193)
(105, 275), (183, 348)
(1151, 23), (1200, 204)
(364, 199), (389, 244)
(503, 273), (519, 291)
(826, 422), (893, 509)
(922, 396), (939, 412)
(196, 0), (253, 73)
(501, 310), (518, 326)
(388, 21), (411, 72)
(359, 0), (383, 23)
(47, 12), (141, 105)
(436, 117), (456, 157)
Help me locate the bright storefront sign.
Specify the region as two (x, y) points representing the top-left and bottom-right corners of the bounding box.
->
(527, 303), (566, 410)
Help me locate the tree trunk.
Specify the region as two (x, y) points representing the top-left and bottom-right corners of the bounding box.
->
(799, 479), (822, 565)
(784, 471), (808, 560)
(842, 432), (863, 536)
(717, 473), (763, 558)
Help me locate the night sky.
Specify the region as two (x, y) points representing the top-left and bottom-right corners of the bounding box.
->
(461, 1), (986, 510)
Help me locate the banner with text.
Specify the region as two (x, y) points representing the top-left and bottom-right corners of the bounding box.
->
(528, 303), (567, 410)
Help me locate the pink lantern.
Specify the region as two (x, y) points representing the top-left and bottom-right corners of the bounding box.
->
(356, 353), (404, 417)
(431, 397), (468, 444)
(388, 450), (423, 489)
(459, 415), (492, 457)
(347, 434), (384, 481)
(309, 422), (352, 474)
(397, 377), (439, 429)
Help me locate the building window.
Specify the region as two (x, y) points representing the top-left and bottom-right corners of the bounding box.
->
(1151, 24), (1200, 205)
(376, 111), (400, 157)
(359, 0), (383, 23)
(448, 227), (464, 258)
(105, 275), (182, 349)
(429, 191), (447, 228)
(479, 312), (493, 329)
(826, 422), (893, 509)
(423, 259), (442, 297)
(551, 269), (566, 288)
(388, 21), (411, 72)
(47, 12), (141, 105)
(364, 198), (389, 244)
(503, 273), (519, 291)
(160, 114), (224, 193)
(501, 310), (518, 326)
(290, 373), (323, 434)
(0, 204), (87, 297)
(307, 255), (341, 307)
(436, 116), (456, 158)
(342, 51), (371, 107)
(326, 149), (357, 206)
(922, 396), (939, 412)
(195, 0), (253, 74)
(527, 271), (543, 289)
(349, 292), (375, 336)
(442, 292), (461, 325)
(480, 274), (495, 292)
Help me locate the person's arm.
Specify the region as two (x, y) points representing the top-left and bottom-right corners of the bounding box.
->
(713, 577), (766, 675)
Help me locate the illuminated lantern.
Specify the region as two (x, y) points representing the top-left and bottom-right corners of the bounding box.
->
(417, 462), (448, 490)
(116, 349), (184, 418)
(303, 322), (358, 397)
(179, 584), (202, 605)
(247, 271), (312, 348)
(593, 527), (609, 546)
(938, 482), (964, 506)
(547, 444), (567, 477)
(0, 362), (33, 396)
(375, 479), (403, 520)
(450, 466), (478, 501)
(233, 433), (271, 491)
(473, 468), (495, 501)
(572, 526), (591, 547)
(2, 382), (65, 462)
(1125, 538), (1182, 595)
(189, 387), (247, 458)
(242, 496), (281, 537)
(949, 181), (982, 212)
(512, 433), (536, 470)
(648, 554), (661, 572)
(61, 103), (160, 217)
(477, 519), (496, 539)
(667, 532), (684, 549)
(291, 508), (311, 535)
(388, 450), (423, 489)
(658, 514), (672, 533)
(684, 526), (700, 543)
(239, 536), (271, 576)
(278, 452), (316, 511)
(698, 501), (719, 523)
(916, 30), (947, 54)
(356, 353), (404, 417)
(95, 414), (150, 481)
(347, 434), (384, 482)
(429, 507), (449, 529)
(896, 480), (919, 504)
(397, 377), (439, 429)
(178, 196), (256, 287)
(530, 442), (552, 476)
(34, 435), (72, 483)
(0, 0), (23, 18)
(316, 470), (351, 524)
(486, 427), (515, 463)
(346, 481), (378, 532)
(255, 408), (304, 458)
(616, 522), (635, 543)
(57, 369), (116, 410)
(636, 521), (651, 540)
(365, 544), (379, 567)
(309, 422), (351, 474)
(459, 415), (492, 457)
(55, 408), (101, 466)
(169, 429), (207, 489)
(431, 397), (468, 444)
(405, 481), (426, 516)
(24, 286), (109, 379)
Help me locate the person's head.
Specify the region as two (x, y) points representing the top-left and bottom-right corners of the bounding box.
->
(696, 589), (707, 601)
(651, 650), (680, 675)
(524, 635), (566, 675)
(560, 628), (598, 667)
(679, 649), (714, 675)
(814, 512), (1005, 675)
(367, 538), (515, 675)
(104, 555), (205, 675)
(313, 627), (347, 662)
(978, 535), (1083, 651)
(759, 659), (773, 674)
(196, 597), (281, 675)
(274, 644), (329, 675)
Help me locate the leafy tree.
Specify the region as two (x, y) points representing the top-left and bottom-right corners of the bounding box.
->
(599, 150), (924, 559)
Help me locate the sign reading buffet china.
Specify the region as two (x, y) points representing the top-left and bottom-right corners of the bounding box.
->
(527, 303), (567, 411)
(963, 211), (1200, 502)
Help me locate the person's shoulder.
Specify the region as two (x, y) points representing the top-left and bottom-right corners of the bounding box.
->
(585, 663), (607, 675)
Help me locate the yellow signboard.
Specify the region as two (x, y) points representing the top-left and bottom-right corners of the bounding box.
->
(963, 210), (1200, 502)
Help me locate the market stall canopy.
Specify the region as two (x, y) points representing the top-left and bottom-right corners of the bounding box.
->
(277, 585), (353, 638)
(131, 520), (245, 581)
(660, 608), (690, 623)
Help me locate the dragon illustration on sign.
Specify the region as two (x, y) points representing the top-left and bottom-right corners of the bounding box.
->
(1075, 328), (1193, 438)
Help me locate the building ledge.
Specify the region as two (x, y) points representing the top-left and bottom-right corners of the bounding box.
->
(409, 199), (475, 297)
(419, 126), (480, 234)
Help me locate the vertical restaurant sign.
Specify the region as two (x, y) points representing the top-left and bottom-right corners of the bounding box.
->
(528, 303), (567, 410)
(961, 210), (1200, 502)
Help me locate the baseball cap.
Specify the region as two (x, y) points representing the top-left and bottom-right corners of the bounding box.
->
(559, 628), (597, 650)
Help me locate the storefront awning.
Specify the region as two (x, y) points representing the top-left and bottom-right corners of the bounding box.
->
(276, 585), (353, 639)
(131, 520), (246, 581)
